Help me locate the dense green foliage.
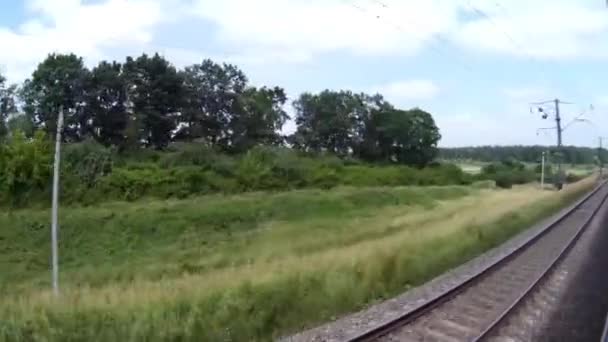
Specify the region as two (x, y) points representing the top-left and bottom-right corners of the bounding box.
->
(440, 145), (603, 165)
(0, 131), (52, 206)
(3, 141), (471, 207)
(291, 91), (440, 166)
(476, 160), (537, 189)
(0, 53), (446, 206)
(2, 53), (440, 162)
(0, 74), (17, 138)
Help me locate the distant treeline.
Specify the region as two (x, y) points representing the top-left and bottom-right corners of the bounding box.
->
(439, 145), (602, 165)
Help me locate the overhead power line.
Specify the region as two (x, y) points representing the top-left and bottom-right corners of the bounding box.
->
(346, 0), (476, 73)
(463, 1), (551, 81)
(465, 1), (522, 52)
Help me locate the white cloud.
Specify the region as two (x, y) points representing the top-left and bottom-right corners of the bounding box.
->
(435, 109), (556, 147)
(453, 0), (608, 60)
(595, 95), (608, 108)
(190, 0), (608, 64)
(192, 0), (461, 62)
(0, 0), (167, 81)
(371, 80), (440, 102)
(503, 86), (552, 102)
(3, 0), (608, 84)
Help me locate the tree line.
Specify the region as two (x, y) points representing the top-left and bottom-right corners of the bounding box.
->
(439, 145), (602, 165)
(0, 53), (441, 167)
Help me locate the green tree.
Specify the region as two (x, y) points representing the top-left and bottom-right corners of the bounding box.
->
(352, 93), (394, 161)
(229, 86), (288, 152)
(0, 73), (17, 139)
(87, 61), (128, 147)
(292, 90), (363, 156)
(123, 53), (184, 149)
(356, 106), (441, 166)
(178, 60), (248, 144)
(7, 114), (36, 138)
(439, 145), (596, 165)
(387, 108), (441, 166)
(21, 53), (90, 141)
(0, 74), (16, 139)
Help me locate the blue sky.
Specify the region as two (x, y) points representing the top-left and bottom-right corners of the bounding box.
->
(2, 0), (608, 147)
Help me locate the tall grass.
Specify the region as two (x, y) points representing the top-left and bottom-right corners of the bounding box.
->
(0, 179), (595, 341)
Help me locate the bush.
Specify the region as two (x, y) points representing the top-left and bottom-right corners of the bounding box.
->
(0, 141), (481, 206)
(63, 139), (114, 188)
(494, 172), (514, 189)
(0, 130), (52, 206)
(159, 143), (221, 168)
(565, 173), (585, 184)
(478, 161), (536, 189)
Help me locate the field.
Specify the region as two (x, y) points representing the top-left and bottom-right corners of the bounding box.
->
(452, 159), (596, 178)
(455, 161), (485, 174)
(0, 178), (596, 341)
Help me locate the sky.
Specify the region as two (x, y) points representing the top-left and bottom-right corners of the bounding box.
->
(1, 0), (608, 147)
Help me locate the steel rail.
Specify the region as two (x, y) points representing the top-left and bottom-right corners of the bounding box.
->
(473, 183), (608, 341)
(348, 182), (607, 342)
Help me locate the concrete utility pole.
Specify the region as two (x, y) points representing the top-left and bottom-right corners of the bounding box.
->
(599, 137), (608, 181)
(51, 106), (64, 297)
(541, 151), (546, 189)
(533, 99), (565, 190)
(554, 99), (564, 190)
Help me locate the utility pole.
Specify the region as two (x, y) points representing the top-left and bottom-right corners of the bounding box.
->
(532, 99), (566, 190)
(51, 106), (64, 297)
(599, 137), (607, 181)
(554, 99), (564, 190)
(541, 151), (546, 189)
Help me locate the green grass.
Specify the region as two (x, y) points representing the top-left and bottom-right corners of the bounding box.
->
(0, 179), (595, 341)
(0, 186), (471, 292)
(565, 164), (595, 176)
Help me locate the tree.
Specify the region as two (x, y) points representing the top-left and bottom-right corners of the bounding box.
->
(7, 115), (36, 138)
(352, 93), (394, 161)
(0, 73), (17, 139)
(229, 86), (288, 152)
(87, 61), (128, 147)
(123, 53), (184, 149)
(21, 53), (89, 141)
(356, 106), (441, 166)
(292, 90), (363, 156)
(389, 108), (441, 166)
(439, 145), (597, 164)
(178, 60), (248, 144)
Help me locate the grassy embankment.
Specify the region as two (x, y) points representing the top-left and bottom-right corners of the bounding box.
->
(0, 178), (596, 341)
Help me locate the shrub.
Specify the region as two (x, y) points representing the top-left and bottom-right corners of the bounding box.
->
(0, 130), (52, 206)
(236, 148), (276, 190)
(63, 139), (114, 188)
(565, 173), (585, 184)
(494, 172), (514, 189)
(0, 141), (482, 206)
(159, 143), (220, 168)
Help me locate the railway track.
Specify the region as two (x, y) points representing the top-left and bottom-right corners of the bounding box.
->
(348, 183), (608, 342)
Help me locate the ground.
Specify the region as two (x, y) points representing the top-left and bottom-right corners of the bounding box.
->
(0, 178), (595, 341)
